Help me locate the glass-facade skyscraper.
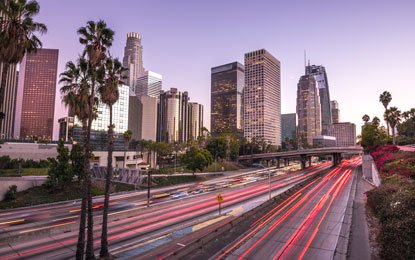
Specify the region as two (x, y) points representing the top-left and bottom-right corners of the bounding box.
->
(306, 64), (332, 134)
(14, 49), (59, 140)
(188, 102), (204, 140)
(296, 75), (322, 147)
(157, 88), (189, 143)
(210, 62), (244, 135)
(281, 113), (297, 143)
(136, 70), (162, 99)
(244, 49), (281, 146)
(123, 32), (144, 92)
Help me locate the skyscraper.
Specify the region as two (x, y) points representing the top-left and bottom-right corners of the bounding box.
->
(123, 32), (144, 92)
(14, 49), (59, 140)
(296, 75), (321, 147)
(331, 100), (340, 123)
(210, 62), (244, 135)
(157, 88), (189, 143)
(281, 113), (297, 147)
(188, 102), (204, 140)
(129, 93), (157, 141)
(306, 64), (332, 134)
(0, 64), (18, 139)
(135, 70), (162, 99)
(244, 49), (281, 146)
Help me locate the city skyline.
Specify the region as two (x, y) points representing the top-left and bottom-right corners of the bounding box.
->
(30, 0), (415, 139)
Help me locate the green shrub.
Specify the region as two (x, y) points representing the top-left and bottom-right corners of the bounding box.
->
(4, 185), (17, 202)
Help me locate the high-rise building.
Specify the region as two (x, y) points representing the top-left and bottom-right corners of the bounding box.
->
(157, 88), (189, 143)
(136, 70), (162, 99)
(123, 32), (144, 92)
(188, 102), (203, 140)
(0, 64), (18, 139)
(306, 64), (332, 134)
(244, 49), (281, 146)
(129, 94), (158, 141)
(210, 62), (244, 135)
(14, 49), (59, 140)
(296, 75), (321, 147)
(331, 100), (340, 123)
(281, 113), (297, 144)
(327, 122), (356, 147)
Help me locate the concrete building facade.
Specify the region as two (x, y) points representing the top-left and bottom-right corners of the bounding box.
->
(210, 62), (244, 135)
(0, 63), (18, 139)
(281, 113), (297, 143)
(14, 49), (59, 140)
(296, 75), (322, 147)
(331, 100), (340, 123)
(244, 49), (281, 146)
(327, 122), (356, 147)
(188, 102), (204, 140)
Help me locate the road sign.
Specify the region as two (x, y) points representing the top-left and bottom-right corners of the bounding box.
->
(216, 194), (223, 203)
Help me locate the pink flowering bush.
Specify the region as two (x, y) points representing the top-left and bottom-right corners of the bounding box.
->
(370, 145), (415, 179)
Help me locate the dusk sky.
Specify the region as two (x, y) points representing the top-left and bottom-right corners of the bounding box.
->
(34, 0), (415, 139)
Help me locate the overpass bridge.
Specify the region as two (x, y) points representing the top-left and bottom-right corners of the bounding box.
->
(238, 146), (363, 168)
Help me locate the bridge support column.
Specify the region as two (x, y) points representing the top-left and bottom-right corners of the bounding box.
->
(308, 156), (312, 167)
(276, 158), (280, 168)
(300, 155), (307, 169)
(332, 153), (341, 166)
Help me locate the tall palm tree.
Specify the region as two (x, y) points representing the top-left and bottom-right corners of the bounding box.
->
(0, 0), (46, 130)
(0, 112), (4, 138)
(384, 107), (401, 144)
(379, 91), (392, 136)
(122, 129), (133, 169)
(59, 57), (92, 260)
(77, 20), (114, 260)
(98, 57), (126, 259)
(362, 114), (370, 124)
(372, 117), (380, 128)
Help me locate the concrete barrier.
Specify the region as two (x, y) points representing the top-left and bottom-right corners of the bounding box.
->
(362, 155), (381, 187)
(0, 176), (47, 201)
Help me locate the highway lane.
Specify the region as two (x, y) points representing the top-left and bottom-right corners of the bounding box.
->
(0, 164), (329, 259)
(217, 157), (361, 260)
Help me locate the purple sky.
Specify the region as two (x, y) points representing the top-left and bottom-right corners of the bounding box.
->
(34, 0), (415, 139)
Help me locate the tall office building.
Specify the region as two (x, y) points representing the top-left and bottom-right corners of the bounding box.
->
(331, 100), (340, 123)
(136, 70), (162, 99)
(128, 94), (157, 141)
(327, 122), (356, 147)
(188, 102), (203, 140)
(244, 49), (281, 146)
(281, 113), (297, 143)
(0, 64), (18, 139)
(296, 75), (321, 147)
(306, 64), (332, 134)
(14, 49), (59, 140)
(210, 62), (244, 135)
(123, 32), (144, 91)
(157, 88), (189, 143)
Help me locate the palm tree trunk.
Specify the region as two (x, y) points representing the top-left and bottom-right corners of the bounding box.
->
(100, 105), (113, 258)
(76, 120), (88, 260)
(0, 63), (10, 111)
(392, 127), (396, 145)
(85, 80), (96, 260)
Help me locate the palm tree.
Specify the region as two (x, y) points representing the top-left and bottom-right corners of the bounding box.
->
(60, 57), (91, 260)
(98, 57), (126, 259)
(122, 129), (133, 169)
(0, 112), (4, 138)
(384, 107), (401, 144)
(372, 117), (380, 128)
(77, 19), (114, 260)
(379, 91), (392, 136)
(0, 0), (46, 130)
(362, 114), (370, 124)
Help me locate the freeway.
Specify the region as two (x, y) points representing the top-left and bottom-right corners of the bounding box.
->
(0, 163), (329, 259)
(216, 157), (361, 260)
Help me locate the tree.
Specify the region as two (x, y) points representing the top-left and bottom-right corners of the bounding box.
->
(379, 91), (392, 136)
(122, 129), (132, 169)
(206, 136), (228, 161)
(0, 112), (4, 138)
(384, 107), (401, 144)
(70, 143), (84, 182)
(372, 116), (381, 128)
(77, 19), (114, 260)
(47, 140), (72, 189)
(182, 146), (212, 175)
(361, 121), (388, 152)
(0, 0), (47, 124)
(362, 114), (370, 124)
(98, 57), (126, 259)
(60, 57), (93, 260)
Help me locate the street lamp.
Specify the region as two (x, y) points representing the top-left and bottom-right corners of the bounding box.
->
(253, 163), (271, 200)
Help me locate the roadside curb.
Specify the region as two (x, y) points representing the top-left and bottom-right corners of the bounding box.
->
(333, 165), (359, 259)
